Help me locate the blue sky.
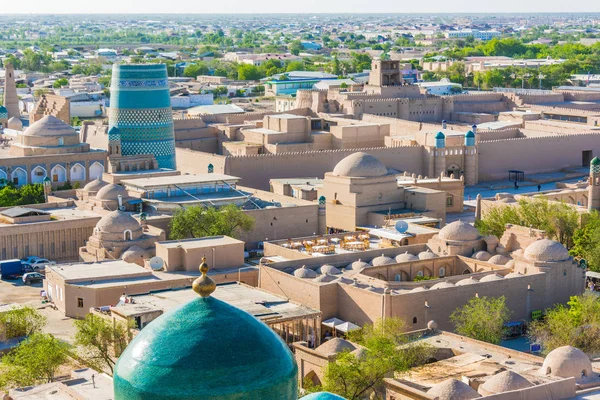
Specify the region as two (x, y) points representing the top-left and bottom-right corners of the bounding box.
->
(2, 0), (595, 14)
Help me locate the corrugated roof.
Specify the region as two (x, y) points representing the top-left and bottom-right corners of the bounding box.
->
(0, 207), (50, 218)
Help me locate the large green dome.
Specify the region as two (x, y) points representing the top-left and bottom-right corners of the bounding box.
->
(113, 296), (298, 400)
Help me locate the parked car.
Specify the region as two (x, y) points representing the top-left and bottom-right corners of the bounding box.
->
(22, 272), (44, 285)
(22, 258), (55, 271)
(22, 256), (44, 264)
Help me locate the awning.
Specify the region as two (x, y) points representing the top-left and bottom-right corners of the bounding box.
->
(368, 228), (411, 242)
(322, 317), (344, 328)
(322, 318), (360, 333)
(587, 271), (600, 279)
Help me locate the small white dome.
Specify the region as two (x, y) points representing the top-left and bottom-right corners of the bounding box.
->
(313, 274), (337, 283)
(371, 254), (394, 266)
(506, 259), (515, 269)
(505, 271), (522, 278)
(472, 251), (492, 261)
(524, 239), (570, 262)
(540, 346), (592, 383)
(96, 210), (141, 234)
(439, 221), (480, 241)
(479, 273), (504, 282)
(395, 252), (419, 263)
(332, 152), (388, 177)
(410, 286), (428, 293)
(25, 115), (77, 136)
(7, 116), (22, 130)
(347, 259), (369, 271)
(96, 183), (128, 201)
(294, 266), (317, 279)
(456, 277), (479, 286)
(488, 254), (511, 266)
(418, 250), (438, 260)
(316, 264), (342, 275)
(83, 178), (108, 192)
(430, 282), (456, 290)
(427, 379), (480, 400)
(478, 371), (533, 396)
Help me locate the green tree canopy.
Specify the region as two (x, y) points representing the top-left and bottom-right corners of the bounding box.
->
(450, 296), (511, 344)
(237, 64), (263, 81)
(0, 306), (47, 340)
(183, 63), (209, 77)
(0, 183), (45, 207)
(169, 204), (255, 240)
(571, 211), (600, 271)
(52, 78), (69, 88)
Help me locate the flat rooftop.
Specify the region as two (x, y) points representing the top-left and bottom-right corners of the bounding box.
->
(269, 113), (306, 119)
(48, 260), (152, 282)
(157, 235), (244, 249)
(120, 173), (240, 188)
(115, 282), (320, 323)
(0, 205), (101, 227)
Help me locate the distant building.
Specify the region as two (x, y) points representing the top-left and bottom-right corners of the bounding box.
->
(444, 29), (501, 41)
(417, 80), (463, 95)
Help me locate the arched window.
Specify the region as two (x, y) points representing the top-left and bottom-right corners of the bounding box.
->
(70, 163), (86, 181)
(412, 317), (418, 324)
(416, 271), (424, 277)
(51, 165), (67, 183)
(89, 162), (104, 180)
(58, 137), (64, 146)
(30, 166), (47, 184)
(395, 274), (402, 282)
(546, 367), (551, 375)
(124, 230), (132, 241)
(11, 168), (27, 186)
(438, 267), (446, 277)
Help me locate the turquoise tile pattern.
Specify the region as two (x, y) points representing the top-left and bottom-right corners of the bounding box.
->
(113, 296), (298, 400)
(300, 393), (347, 400)
(109, 64), (176, 169)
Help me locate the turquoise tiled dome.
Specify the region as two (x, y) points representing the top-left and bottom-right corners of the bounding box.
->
(113, 296), (298, 400)
(301, 392), (346, 400)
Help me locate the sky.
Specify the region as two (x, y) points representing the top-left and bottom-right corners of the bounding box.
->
(1, 0), (596, 14)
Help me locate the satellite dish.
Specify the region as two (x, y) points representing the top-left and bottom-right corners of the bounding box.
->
(149, 257), (164, 271)
(118, 206), (126, 211)
(395, 220), (409, 233)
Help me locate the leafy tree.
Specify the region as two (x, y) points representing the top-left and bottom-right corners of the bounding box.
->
(0, 306), (47, 339)
(285, 61), (305, 72)
(52, 78), (69, 88)
(289, 40), (303, 56)
(212, 86), (228, 96)
(1, 333), (70, 388)
(74, 314), (131, 374)
(169, 203), (255, 240)
(0, 183), (45, 207)
(450, 296), (510, 344)
(317, 318), (432, 399)
(571, 211), (600, 271)
(529, 294), (600, 356)
(237, 64), (263, 81)
(183, 63), (209, 77)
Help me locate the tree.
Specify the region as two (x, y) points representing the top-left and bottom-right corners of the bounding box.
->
(52, 78), (69, 88)
(0, 306), (47, 339)
(183, 63), (209, 77)
(0, 183), (45, 207)
(450, 296), (510, 344)
(529, 294), (600, 356)
(169, 204), (255, 240)
(1, 333), (70, 388)
(237, 64), (263, 81)
(74, 314), (131, 374)
(317, 318), (432, 399)
(212, 86), (228, 96)
(289, 40), (303, 56)
(286, 61), (305, 72)
(571, 211), (600, 271)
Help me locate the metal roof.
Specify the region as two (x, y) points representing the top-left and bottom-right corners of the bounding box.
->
(0, 207), (50, 218)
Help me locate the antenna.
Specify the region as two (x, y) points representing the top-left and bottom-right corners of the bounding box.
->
(149, 256), (164, 271)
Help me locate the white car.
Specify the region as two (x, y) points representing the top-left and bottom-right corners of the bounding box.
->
(22, 258), (55, 271)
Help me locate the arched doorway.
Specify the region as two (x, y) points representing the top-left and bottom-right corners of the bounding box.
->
(89, 162), (104, 180)
(0, 169), (7, 183)
(51, 165), (67, 183)
(447, 163), (461, 178)
(70, 163), (86, 181)
(31, 166), (47, 184)
(303, 371), (321, 388)
(11, 168), (27, 186)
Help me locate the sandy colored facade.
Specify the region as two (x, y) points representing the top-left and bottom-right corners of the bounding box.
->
(155, 236), (245, 272)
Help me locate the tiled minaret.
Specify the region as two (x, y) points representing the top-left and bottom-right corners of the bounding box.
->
(3, 63), (20, 119)
(589, 157), (600, 211)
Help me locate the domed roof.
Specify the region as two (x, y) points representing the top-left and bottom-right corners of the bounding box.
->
(480, 273), (504, 282)
(294, 266), (317, 279)
(540, 346), (592, 382)
(396, 252), (419, 263)
(435, 131), (446, 139)
(524, 239), (570, 262)
(0, 105), (7, 116)
(7, 116), (22, 130)
(506, 259), (515, 269)
(315, 338), (356, 356)
(456, 277), (479, 286)
(95, 183), (128, 201)
(427, 378), (480, 400)
(24, 115), (77, 137)
(418, 250), (438, 260)
(300, 392), (346, 400)
(122, 246), (150, 266)
(410, 286), (428, 293)
(430, 282), (456, 290)
(488, 255), (511, 266)
(332, 152), (388, 178)
(465, 130), (475, 138)
(316, 264), (342, 275)
(96, 210), (141, 234)
(592, 157), (600, 166)
(505, 272), (522, 278)
(113, 295), (298, 400)
(347, 259), (369, 271)
(371, 254), (395, 266)
(313, 274), (337, 283)
(83, 178), (108, 192)
(478, 371), (533, 396)
(439, 221), (480, 241)
(472, 251), (492, 261)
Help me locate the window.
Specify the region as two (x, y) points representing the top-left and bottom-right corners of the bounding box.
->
(412, 317), (418, 324)
(417, 271), (424, 277)
(439, 267), (446, 277)
(446, 196), (454, 207)
(395, 274), (402, 282)
(124, 230), (133, 241)
(77, 298), (84, 308)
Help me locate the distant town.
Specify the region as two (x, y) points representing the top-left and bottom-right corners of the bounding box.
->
(2, 12), (600, 400)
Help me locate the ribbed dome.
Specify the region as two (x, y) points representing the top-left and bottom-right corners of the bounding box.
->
(395, 252), (419, 263)
(427, 379), (480, 400)
(439, 221), (480, 241)
(371, 254), (395, 266)
(540, 346), (592, 383)
(480, 273), (504, 282)
(25, 115), (77, 137)
(316, 264), (342, 275)
(7, 116), (22, 130)
(113, 296), (298, 400)
(95, 183), (128, 201)
(347, 259), (369, 271)
(300, 393), (346, 400)
(524, 239), (570, 262)
(456, 277), (479, 286)
(418, 250), (438, 260)
(430, 282), (456, 290)
(96, 210), (141, 234)
(472, 251), (492, 261)
(332, 152), (388, 177)
(294, 266), (317, 279)
(83, 178), (108, 192)
(478, 371), (533, 396)
(488, 255), (511, 266)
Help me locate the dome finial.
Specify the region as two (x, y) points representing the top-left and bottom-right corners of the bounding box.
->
(193, 256), (216, 297)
